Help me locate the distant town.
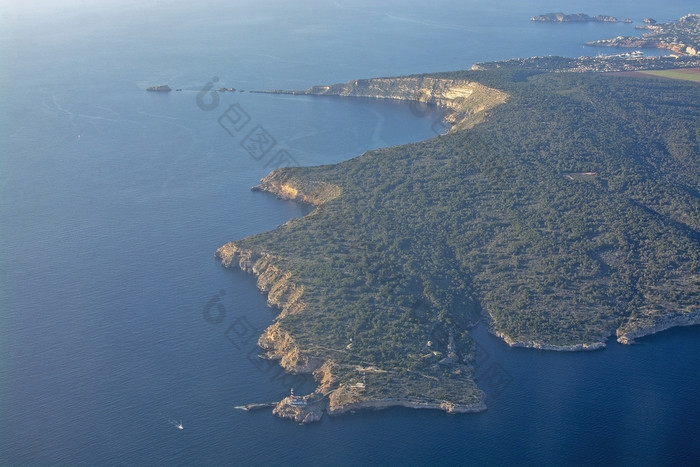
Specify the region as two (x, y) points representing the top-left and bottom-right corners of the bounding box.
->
(586, 13), (699, 56)
(475, 13), (700, 73)
(471, 54), (700, 73)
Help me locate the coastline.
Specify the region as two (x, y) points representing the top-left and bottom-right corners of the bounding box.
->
(479, 311), (608, 351)
(221, 153), (700, 422)
(326, 396), (487, 416)
(585, 13), (700, 56)
(616, 310), (700, 344)
(217, 209), (488, 422)
(240, 391), (487, 425)
(492, 330), (607, 351)
(218, 52), (700, 422)
(261, 76), (509, 133)
(243, 176), (700, 355)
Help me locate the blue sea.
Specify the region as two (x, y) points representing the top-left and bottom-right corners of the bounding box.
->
(2, 1), (699, 465)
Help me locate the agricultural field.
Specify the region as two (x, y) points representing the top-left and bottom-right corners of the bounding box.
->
(639, 67), (700, 82)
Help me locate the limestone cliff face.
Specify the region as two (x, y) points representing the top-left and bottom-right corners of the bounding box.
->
(216, 243), (315, 375)
(327, 394), (486, 415)
(616, 309), (700, 344)
(258, 323), (324, 373)
(492, 329), (607, 351)
(216, 243), (304, 317)
(614, 273), (700, 344)
(257, 323), (300, 370)
(313, 361), (338, 395)
(252, 173), (341, 206)
(289, 76), (508, 131)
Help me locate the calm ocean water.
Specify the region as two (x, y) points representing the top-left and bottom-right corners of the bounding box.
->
(1, 1), (699, 465)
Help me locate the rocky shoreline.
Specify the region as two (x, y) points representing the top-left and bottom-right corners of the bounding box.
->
(251, 174), (341, 206)
(616, 310), (700, 344)
(327, 396), (486, 416)
(262, 76), (508, 133)
(238, 391), (486, 425)
(490, 310), (700, 350)
(493, 330), (607, 351)
(531, 13), (631, 23)
(244, 173), (700, 358)
(215, 244), (306, 325)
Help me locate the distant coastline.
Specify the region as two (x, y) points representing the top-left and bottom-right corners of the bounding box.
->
(531, 13), (631, 23)
(585, 13), (700, 56)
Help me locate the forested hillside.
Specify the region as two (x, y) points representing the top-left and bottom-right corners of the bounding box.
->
(219, 70), (700, 406)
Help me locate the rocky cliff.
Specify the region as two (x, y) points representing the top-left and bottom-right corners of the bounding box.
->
(215, 242), (318, 377)
(251, 172), (341, 206)
(617, 309), (700, 344)
(328, 397), (487, 415)
(275, 76), (508, 132)
(216, 243), (305, 319)
(492, 329), (607, 351)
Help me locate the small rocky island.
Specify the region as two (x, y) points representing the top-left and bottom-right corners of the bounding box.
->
(146, 84), (172, 92)
(531, 13), (631, 23)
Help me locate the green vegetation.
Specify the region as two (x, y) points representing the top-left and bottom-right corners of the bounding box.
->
(639, 68), (700, 82)
(227, 69), (700, 401)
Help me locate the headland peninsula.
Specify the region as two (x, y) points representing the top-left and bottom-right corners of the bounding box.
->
(218, 14), (700, 424)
